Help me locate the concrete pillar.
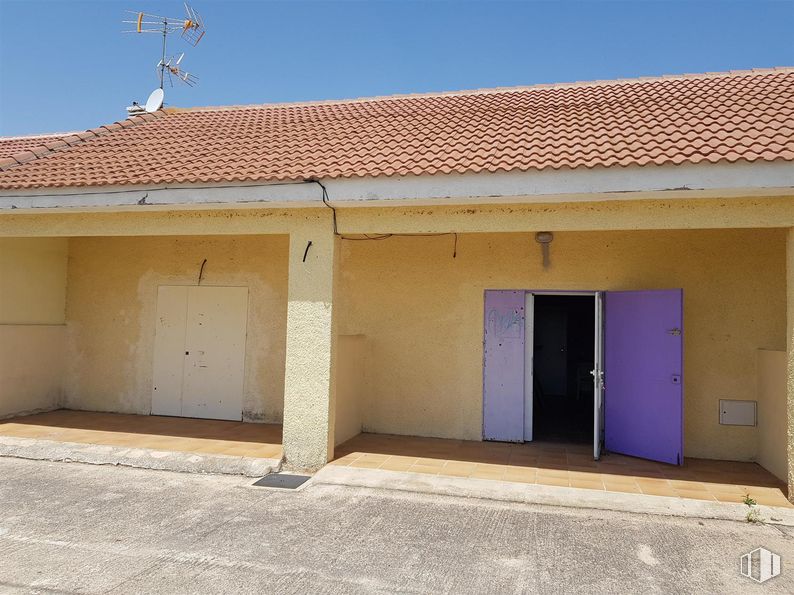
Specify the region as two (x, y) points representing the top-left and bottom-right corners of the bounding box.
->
(787, 229), (794, 501)
(281, 220), (339, 470)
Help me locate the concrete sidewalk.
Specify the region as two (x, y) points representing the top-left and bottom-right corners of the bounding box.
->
(0, 434), (280, 477)
(3, 432), (792, 526)
(1, 457), (793, 594)
(312, 464), (794, 526)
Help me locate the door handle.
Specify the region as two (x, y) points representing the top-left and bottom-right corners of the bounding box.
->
(590, 369), (605, 390)
(671, 374), (681, 384)
(667, 328), (681, 336)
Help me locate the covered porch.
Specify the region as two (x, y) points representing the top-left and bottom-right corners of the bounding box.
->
(332, 433), (792, 508)
(0, 410), (282, 459)
(1, 409), (787, 510)
(332, 219), (791, 496)
(1, 199), (794, 500)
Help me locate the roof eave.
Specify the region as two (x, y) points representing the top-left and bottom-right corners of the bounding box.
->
(1, 160), (792, 213)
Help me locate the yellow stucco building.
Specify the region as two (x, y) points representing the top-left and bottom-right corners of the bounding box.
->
(1, 68), (793, 500)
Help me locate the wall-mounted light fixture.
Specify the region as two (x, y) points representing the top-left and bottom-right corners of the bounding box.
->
(535, 232), (554, 269)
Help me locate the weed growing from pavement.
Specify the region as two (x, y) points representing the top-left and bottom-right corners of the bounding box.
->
(743, 493), (763, 523)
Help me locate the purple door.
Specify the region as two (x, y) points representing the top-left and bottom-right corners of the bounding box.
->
(483, 290), (525, 442)
(604, 290), (683, 465)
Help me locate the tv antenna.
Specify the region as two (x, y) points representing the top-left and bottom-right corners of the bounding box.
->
(123, 3), (205, 92)
(159, 53), (198, 87)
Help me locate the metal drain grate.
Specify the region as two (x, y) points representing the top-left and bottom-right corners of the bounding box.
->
(252, 474), (310, 489)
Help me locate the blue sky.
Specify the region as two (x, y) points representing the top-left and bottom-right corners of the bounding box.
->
(0, 0), (792, 136)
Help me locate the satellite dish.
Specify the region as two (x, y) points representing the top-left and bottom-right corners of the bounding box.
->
(145, 88), (164, 112)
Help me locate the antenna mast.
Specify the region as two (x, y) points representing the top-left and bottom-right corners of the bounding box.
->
(159, 19), (167, 89)
(123, 3), (205, 96)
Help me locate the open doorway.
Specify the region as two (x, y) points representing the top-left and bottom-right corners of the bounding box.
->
(529, 295), (595, 443)
(485, 289), (682, 464)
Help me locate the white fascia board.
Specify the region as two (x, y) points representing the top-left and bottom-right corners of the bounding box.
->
(0, 161), (792, 213)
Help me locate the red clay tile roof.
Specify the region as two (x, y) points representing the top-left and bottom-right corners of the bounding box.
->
(1, 68), (792, 190)
(0, 133), (79, 160)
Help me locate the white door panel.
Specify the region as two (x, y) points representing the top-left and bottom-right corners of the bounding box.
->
(152, 286), (189, 416)
(181, 286), (248, 421)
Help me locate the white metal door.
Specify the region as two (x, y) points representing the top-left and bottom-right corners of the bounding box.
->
(181, 286), (248, 421)
(593, 291), (605, 460)
(152, 286), (189, 416)
(523, 292), (534, 441)
(151, 286), (248, 421)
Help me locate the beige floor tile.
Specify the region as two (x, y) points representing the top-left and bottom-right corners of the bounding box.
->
(413, 457), (446, 468)
(409, 464), (442, 475)
(536, 475), (570, 488)
(357, 453), (391, 463)
(443, 462), (478, 473)
(635, 477), (671, 487)
(470, 466), (507, 480)
(190, 442), (240, 454)
(536, 469), (569, 479)
(439, 467), (474, 478)
(746, 487), (788, 499)
(569, 470), (600, 481)
(702, 482), (746, 494)
(675, 489), (715, 501)
(600, 473), (638, 484)
(326, 458), (351, 466)
(749, 493), (793, 507)
(604, 482), (642, 494)
(639, 485), (678, 497)
(349, 459), (383, 469)
(503, 468), (537, 483)
(569, 479), (604, 491)
(379, 460), (415, 472)
(711, 491), (747, 504)
(217, 447), (264, 457)
(258, 447), (283, 458)
(330, 454), (360, 465)
(389, 455), (420, 465)
(669, 480), (708, 491)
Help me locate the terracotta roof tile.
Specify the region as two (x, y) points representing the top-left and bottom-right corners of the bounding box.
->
(0, 68), (793, 190)
(0, 133), (75, 160)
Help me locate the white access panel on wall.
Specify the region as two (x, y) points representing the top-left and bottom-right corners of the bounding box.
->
(152, 286), (248, 421)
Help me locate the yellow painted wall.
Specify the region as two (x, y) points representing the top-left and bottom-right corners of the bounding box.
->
(0, 325), (65, 418)
(1, 205), (788, 466)
(757, 349), (786, 481)
(336, 228), (786, 461)
(65, 235), (288, 421)
(0, 238), (67, 324)
(1, 196), (793, 239)
(334, 334), (366, 446)
(0, 238), (68, 416)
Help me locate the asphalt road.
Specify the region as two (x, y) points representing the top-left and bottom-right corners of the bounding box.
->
(0, 457), (792, 594)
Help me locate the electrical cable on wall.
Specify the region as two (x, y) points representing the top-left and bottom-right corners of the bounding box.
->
(307, 179), (458, 259)
(197, 258), (207, 284)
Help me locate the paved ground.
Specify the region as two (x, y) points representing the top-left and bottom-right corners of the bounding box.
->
(1, 458), (793, 594)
